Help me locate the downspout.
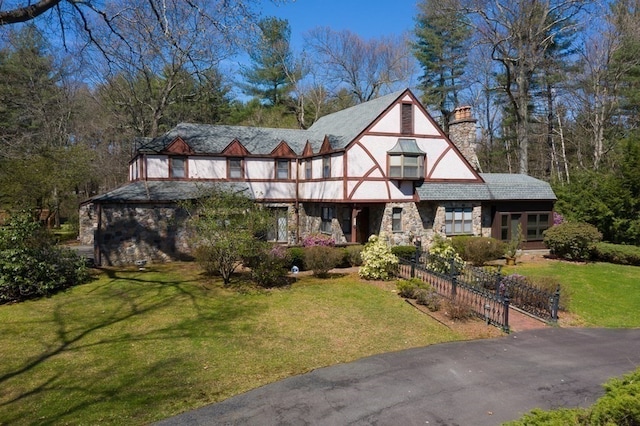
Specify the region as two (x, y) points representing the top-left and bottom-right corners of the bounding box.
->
(295, 157), (300, 244)
(94, 203), (102, 267)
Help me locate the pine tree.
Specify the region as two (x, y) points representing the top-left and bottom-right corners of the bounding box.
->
(413, 0), (471, 133)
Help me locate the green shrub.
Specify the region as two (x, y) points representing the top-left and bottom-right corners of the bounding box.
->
(0, 213), (89, 304)
(543, 222), (602, 261)
(506, 367), (640, 426)
(463, 237), (506, 266)
(391, 245), (418, 260)
(359, 234), (399, 280)
(303, 246), (343, 278)
(589, 368), (640, 425)
(451, 235), (473, 259)
(415, 287), (442, 311)
(344, 244), (364, 266)
(396, 278), (428, 298)
(249, 245), (290, 288)
(593, 242), (640, 266)
(504, 407), (587, 425)
(287, 247), (305, 270)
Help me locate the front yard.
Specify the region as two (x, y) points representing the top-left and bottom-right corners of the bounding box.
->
(0, 263), (461, 425)
(1, 256), (637, 425)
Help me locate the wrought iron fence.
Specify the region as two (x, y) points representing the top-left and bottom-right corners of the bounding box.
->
(397, 250), (560, 330)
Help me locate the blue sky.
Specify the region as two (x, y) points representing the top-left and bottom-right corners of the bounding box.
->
(259, 0), (419, 48)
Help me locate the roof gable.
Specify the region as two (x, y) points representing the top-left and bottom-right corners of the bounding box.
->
(222, 139), (250, 156)
(163, 137), (194, 155)
(271, 141), (297, 157)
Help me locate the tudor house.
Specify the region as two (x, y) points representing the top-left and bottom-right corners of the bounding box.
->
(79, 89), (556, 266)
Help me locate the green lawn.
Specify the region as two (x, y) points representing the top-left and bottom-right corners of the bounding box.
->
(505, 260), (640, 327)
(0, 264), (460, 425)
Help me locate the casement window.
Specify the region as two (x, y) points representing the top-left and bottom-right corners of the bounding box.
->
(527, 213), (550, 240)
(401, 103), (413, 135)
(276, 159), (290, 179)
(322, 156), (331, 178)
(387, 138), (425, 180)
(170, 157), (186, 178)
(445, 207), (473, 235)
(268, 208), (288, 242)
(305, 159), (312, 179)
(392, 207), (402, 232)
(320, 206), (334, 234)
(228, 158), (243, 179)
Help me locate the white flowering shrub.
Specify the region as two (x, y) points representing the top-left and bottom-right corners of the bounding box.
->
(359, 234), (399, 280)
(427, 234), (464, 275)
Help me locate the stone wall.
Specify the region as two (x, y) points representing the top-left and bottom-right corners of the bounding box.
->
(95, 203), (192, 266)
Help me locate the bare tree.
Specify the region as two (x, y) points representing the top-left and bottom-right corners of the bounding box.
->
(465, 0), (587, 174)
(304, 27), (415, 103)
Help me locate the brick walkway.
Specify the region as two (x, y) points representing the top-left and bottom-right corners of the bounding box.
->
(508, 307), (550, 332)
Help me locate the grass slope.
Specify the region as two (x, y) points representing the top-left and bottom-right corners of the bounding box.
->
(0, 264), (460, 425)
(505, 260), (640, 327)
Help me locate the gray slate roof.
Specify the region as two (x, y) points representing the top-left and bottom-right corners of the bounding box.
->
(138, 90), (405, 155)
(416, 173), (557, 201)
(89, 181), (252, 203)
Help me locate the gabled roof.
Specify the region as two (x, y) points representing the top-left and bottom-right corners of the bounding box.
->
(87, 181), (252, 203)
(306, 90), (405, 149)
(137, 90), (407, 156)
(416, 174), (557, 201)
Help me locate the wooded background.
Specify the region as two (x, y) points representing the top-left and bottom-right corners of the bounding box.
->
(0, 0), (638, 244)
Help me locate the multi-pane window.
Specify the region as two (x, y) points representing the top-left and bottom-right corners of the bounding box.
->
(305, 159), (312, 179)
(228, 158), (243, 179)
(388, 155), (424, 179)
(268, 208), (288, 242)
(170, 157), (186, 178)
(276, 159), (289, 179)
(445, 207), (473, 235)
(320, 206), (334, 234)
(322, 156), (331, 178)
(392, 207), (402, 232)
(527, 213), (550, 240)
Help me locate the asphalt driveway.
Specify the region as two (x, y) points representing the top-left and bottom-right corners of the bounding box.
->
(156, 328), (640, 425)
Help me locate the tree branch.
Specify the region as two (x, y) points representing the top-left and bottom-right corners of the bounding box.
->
(0, 0), (63, 25)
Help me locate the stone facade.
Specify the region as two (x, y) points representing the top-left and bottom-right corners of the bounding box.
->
(448, 106), (480, 171)
(91, 203), (192, 266)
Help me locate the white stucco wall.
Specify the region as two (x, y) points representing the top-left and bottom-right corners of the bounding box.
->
(189, 157), (225, 179)
(146, 156), (169, 178)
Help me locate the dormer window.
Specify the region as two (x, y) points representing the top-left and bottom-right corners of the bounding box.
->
(387, 138), (425, 180)
(170, 157), (186, 178)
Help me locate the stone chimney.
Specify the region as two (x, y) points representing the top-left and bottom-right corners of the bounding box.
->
(448, 106), (481, 171)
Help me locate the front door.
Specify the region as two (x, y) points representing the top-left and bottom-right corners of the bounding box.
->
(499, 213), (522, 242)
(356, 207), (370, 243)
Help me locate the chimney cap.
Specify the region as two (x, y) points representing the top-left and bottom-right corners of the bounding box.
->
(451, 106), (475, 123)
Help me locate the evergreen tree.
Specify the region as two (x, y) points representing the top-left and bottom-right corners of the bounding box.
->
(242, 17), (296, 106)
(413, 0), (471, 133)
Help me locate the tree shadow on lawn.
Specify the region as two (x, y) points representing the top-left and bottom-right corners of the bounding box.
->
(0, 266), (264, 424)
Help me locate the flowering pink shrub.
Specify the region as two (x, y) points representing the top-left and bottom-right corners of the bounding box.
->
(553, 212), (565, 225)
(302, 233), (335, 247)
